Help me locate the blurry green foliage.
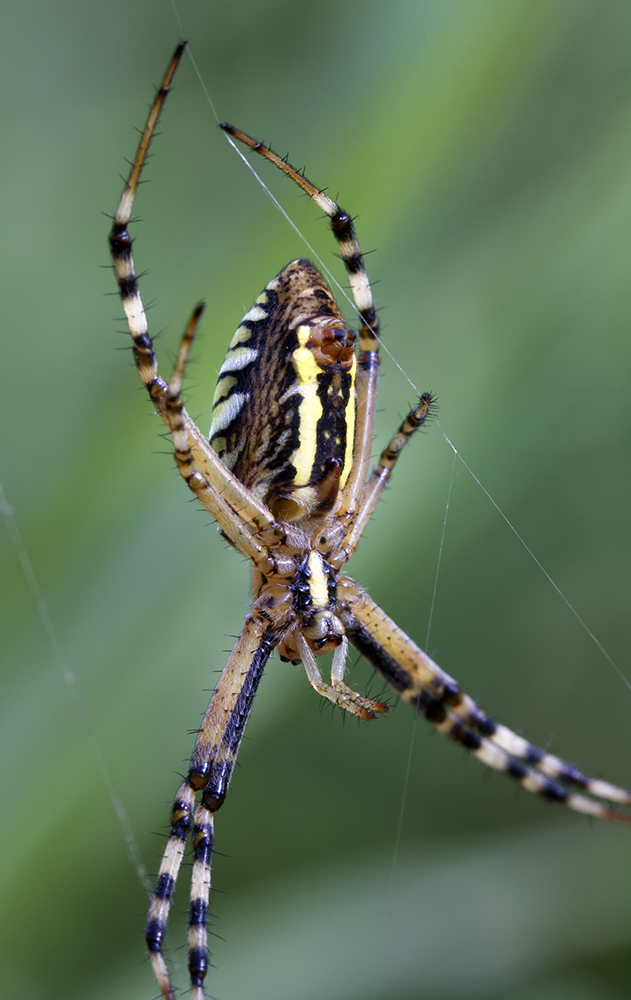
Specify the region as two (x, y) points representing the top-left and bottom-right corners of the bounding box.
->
(1, 1), (631, 998)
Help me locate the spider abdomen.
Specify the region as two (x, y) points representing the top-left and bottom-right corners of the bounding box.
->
(210, 259), (357, 522)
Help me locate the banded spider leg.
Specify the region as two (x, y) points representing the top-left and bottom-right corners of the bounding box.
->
(108, 42), (631, 1000)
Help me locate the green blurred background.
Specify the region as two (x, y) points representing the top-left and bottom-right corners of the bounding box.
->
(2, 1), (631, 998)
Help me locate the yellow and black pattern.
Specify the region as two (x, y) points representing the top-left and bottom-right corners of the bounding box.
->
(109, 44), (631, 1000)
(211, 259), (357, 521)
(338, 576), (631, 819)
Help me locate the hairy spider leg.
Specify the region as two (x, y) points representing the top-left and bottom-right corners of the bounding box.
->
(109, 42), (631, 1000)
(339, 391), (435, 564)
(163, 306), (295, 574)
(228, 128), (631, 821)
(145, 595), (295, 1000)
(109, 44), (283, 548)
(338, 577), (631, 821)
(219, 124), (381, 528)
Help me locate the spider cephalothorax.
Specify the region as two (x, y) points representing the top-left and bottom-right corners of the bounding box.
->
(109, 42), (631, 1000)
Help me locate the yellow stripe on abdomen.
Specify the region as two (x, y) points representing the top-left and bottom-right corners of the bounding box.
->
(290, 325), (324, 485)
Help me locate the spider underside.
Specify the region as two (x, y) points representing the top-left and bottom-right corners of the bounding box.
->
(108, 42), (631, 1000)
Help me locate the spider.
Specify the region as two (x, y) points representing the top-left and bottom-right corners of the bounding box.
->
(109, 42), (631, 1000)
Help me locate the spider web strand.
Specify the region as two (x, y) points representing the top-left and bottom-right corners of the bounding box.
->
(0, 479), (152, 894)
(435, 420), (631, 694)
(387, 449), (458, 903)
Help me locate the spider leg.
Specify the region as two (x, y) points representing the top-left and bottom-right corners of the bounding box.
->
(146, 592), (295, 1000)
(109, 42), (185, 390)
(146, 778), (195, 1000)
(337, 575), (631, 821)
(219, 124), (380, 521)
(335, 392), (435, 566)
(163, 305), (293, 574)
(109, 46), (283, 548)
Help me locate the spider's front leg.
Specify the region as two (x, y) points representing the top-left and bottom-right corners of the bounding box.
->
(338, 576), (631, 823)
(146, 589), (295, 1000)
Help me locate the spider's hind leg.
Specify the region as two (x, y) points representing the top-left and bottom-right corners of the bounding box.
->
(219, 122), (382, 520)
(109, 47), (285, 562)
(109, 42), (187, 391)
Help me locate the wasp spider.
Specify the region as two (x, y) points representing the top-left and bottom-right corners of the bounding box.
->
(109, 42), (631, 1000)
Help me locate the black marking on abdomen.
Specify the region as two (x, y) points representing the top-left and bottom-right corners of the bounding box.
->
(310, 368), (352, 487)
